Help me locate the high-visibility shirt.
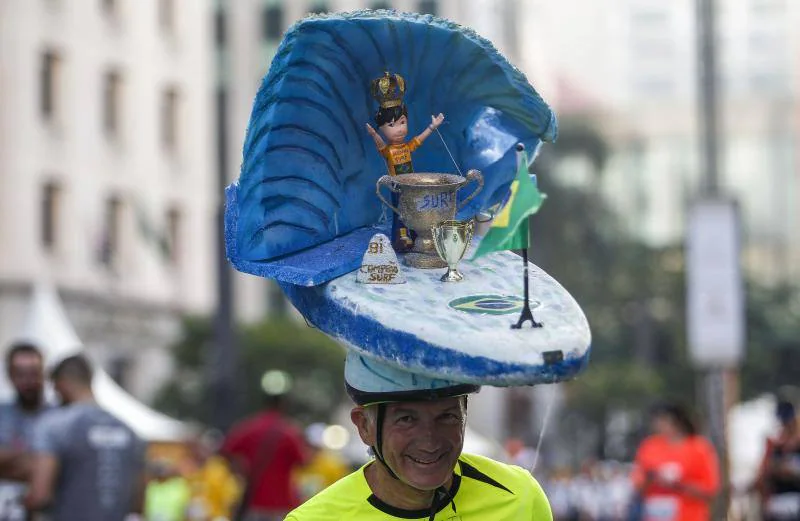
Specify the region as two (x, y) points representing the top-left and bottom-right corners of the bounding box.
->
(285, 453), (553, 520)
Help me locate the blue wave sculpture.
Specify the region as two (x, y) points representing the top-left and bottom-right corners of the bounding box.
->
(229, 9), (557, 285)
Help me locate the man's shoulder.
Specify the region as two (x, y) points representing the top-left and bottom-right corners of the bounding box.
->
(0, 401), (17, 417)
(39, 403), (137, 439)
(285, 468), (369, 520)
(458, 454), (552, 519)
(458, 453), (539, 490)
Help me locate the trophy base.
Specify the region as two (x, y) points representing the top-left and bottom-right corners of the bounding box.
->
(403, 252), (447, 269)
(440, 268), (464, 282)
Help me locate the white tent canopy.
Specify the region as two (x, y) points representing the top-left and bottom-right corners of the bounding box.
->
(12, 282), (191, 443)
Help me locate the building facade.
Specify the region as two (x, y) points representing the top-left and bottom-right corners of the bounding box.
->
(519, 0), (800, 284)
(0, 0), (216, 399)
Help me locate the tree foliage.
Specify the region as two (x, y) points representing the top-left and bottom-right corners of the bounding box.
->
(153, 316), (346, 428)
(528, 117), (800, 461)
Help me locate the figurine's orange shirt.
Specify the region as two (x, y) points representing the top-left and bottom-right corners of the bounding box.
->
(379, 137), (421, 176)
(632, 434), (719, 521)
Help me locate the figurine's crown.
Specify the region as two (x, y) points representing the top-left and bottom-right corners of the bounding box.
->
(370, 71), (406, 109)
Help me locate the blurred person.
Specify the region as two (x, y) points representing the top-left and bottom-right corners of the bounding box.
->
(0, 342), (51, 521)
(220, 370), (308, 521)
(605, 462), (635, 521)
(184, 430), (241, 521)
(504, 437), (538, 471)
(541, 468), (579, 521)
(294, 423), (350, 500)
(144, 459), (192, 521)
(753, 399), (800, 521)
(284, 354), (553, 520)
(572, 460), (603, 521)
(631, 402), (719, 521)
(25, 354), (146, 521)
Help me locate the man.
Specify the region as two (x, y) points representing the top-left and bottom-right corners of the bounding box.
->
(285, 353), (553, 520)
(0, 342), (51, 521)
(25, 354), (145, 521)
(220, 370), (308, 521)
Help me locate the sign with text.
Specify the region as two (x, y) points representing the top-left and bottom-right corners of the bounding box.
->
(687, 199), (744, 367)
(357, 234), (406, 284)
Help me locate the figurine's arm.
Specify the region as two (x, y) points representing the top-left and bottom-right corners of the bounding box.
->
(365, 123), (387, 150)
(415, 113), (445, 144)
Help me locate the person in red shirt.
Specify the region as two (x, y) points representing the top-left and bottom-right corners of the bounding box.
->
(220, 370), (309, 521)
(631, 402), (720, 521)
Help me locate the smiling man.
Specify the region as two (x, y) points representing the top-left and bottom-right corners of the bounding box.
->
(285, 353), (553, 521)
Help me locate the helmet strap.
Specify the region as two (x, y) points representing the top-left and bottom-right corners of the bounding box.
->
(372, 403), (400, 481)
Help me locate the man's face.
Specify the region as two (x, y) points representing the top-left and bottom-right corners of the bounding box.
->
(8, 352), (44, 408)
(379, 115), (408, 145)
(358, 397), (466, 491)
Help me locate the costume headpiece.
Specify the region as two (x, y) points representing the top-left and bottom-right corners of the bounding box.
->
(370, 71), (406, 109)
(227, 11), (586, 395)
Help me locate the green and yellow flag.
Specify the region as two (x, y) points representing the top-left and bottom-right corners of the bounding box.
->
(471, 147), (546, 259)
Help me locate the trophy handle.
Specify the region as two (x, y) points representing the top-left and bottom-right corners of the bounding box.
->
(457, 169), (484, 211)
(376, 175), (401, 216)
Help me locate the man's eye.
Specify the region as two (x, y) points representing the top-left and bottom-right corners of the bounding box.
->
(441, 413), (462, 423)
(396, 416), (413, 424)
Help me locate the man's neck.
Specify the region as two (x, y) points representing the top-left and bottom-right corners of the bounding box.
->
(66, 389), (95, 405)
(364, 461), (454, 511)
(16, 397), (43, 413)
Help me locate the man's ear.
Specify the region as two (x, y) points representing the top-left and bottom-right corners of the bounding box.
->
(351, 406), (375, 447)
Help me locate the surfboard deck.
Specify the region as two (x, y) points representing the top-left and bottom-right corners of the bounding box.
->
(282, 250), (591, 386)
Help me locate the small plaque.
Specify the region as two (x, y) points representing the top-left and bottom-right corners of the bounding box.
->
(357, 234), (406, 284)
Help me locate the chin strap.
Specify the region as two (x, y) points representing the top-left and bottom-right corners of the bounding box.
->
(372, 403), (400, 480)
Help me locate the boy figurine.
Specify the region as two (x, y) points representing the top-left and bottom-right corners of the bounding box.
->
(366, 71), (444, 251)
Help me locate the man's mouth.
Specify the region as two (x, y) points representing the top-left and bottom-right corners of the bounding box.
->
(407, 452), (447, 466)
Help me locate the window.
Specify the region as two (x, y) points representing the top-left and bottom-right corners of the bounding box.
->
(630, 8), (668, 27)
(370, 1), (391, 9)
(214, 7), (226, 47)
(166, 207), (181, 264)
(41, 182), (61, 251)
(161, 87), (179, 151)
(102, 0), (117, 17)
(103, 70), (122, 137)
(262, 3), (284, 41)
(101, 196), (123, 267)
(751, 0), (784, 15)
(40, 50), (60, 121)
(417, 0), (437, 15)
(159, 0), (175, 33)
(309, 2), (328, 14)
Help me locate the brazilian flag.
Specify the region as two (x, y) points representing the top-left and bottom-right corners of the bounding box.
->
(471, 147), (546, 260)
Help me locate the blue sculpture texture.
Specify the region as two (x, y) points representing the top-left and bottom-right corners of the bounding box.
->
(229, 10), (557, 285)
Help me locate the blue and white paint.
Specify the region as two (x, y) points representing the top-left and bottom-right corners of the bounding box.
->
(230, 10), (557, 285)
(282, 251), (591, 386)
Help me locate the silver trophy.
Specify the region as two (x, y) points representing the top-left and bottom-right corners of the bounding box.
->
(432, 220), (474, 282)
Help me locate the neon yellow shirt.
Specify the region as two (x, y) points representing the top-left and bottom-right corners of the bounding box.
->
(285, 453), (553, 520)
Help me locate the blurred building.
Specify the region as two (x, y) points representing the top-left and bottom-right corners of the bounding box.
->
(520, 0), (800, 284)
(0, 0), (216, 399)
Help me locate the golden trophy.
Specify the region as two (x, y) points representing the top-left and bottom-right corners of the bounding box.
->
(431, 220), (474, 282)
(376, 170), (482, 268)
